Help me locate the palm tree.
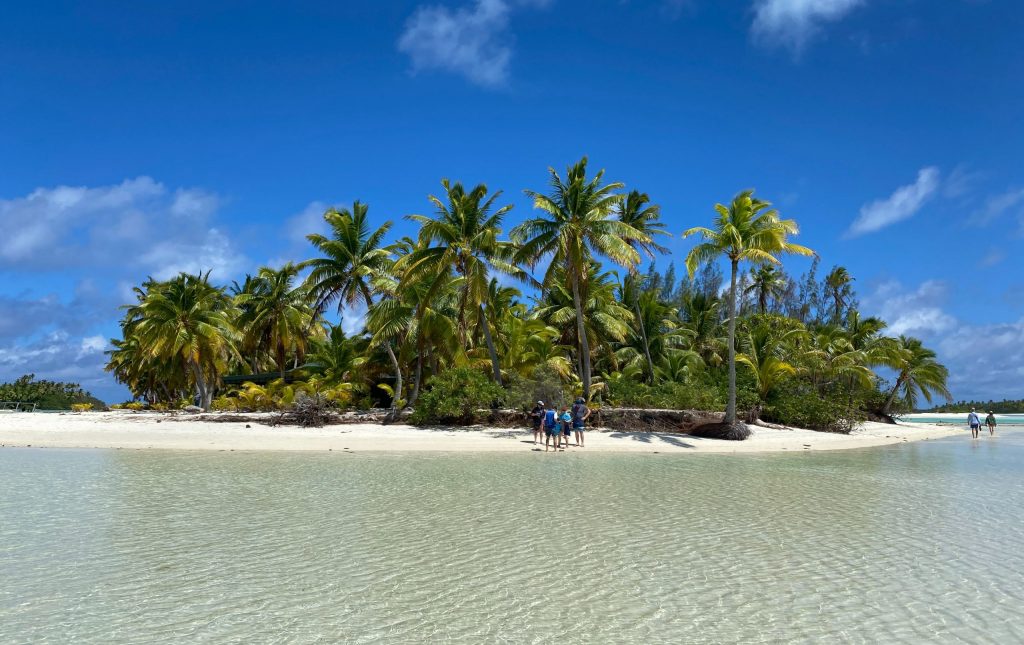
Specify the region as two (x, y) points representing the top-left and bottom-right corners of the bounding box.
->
(532, 261), (634, 384)
(882, 336), (952, 414)
(233, 263), (320, 378)
(615, 190), (671, 383)
(745, 265), (786, 315)
(683, 191), (814, 426)
(399, 179), (526, 385)
(512, 157), (646, 400)
(825, 266), (854, 325)
(304, 201), (404, 409)
(680, 291), (725, 367)
(128, 273), (238, 410)
(736, 322), (801, 407)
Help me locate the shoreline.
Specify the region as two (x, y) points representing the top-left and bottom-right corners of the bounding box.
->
(0, 411), (964, 454)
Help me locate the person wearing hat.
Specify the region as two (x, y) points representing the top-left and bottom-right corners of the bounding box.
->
(985, 411), (997, 436)
(571, 397), (591, 447)
(967, 408), (981, 439)
(530, 400), (545, 445)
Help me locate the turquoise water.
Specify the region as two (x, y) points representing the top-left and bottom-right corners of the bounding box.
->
(2, 432), (1024, 643)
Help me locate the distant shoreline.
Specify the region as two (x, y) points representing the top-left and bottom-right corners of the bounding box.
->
(0, 411), (964, 454)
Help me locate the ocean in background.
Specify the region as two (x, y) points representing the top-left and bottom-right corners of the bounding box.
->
(2, 431), (1023, 643)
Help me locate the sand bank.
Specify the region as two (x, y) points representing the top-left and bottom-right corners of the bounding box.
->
(0, 410), (963, 453)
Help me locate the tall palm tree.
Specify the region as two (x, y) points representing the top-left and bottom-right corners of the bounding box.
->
(128, 273), (238, 410)
(825, 266), (854, 325)
(745, 265), (786, 315)
(683, 191), (814, 425)
(512, 156), (646, 400)
(233, 263), (320, 378)
(304, 201), (404, 408)
(882, 335), (952, 414)
(398, 179), (526, 385)
(615, 190), (671, 383)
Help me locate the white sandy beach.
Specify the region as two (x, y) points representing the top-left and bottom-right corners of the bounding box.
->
(0, 410), (963, 453)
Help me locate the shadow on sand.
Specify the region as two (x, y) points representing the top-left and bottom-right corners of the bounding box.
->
(607, 431), (695, 449)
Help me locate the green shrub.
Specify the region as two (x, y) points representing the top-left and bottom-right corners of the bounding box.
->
(210, 396), (237, 411)
(70, 403), (93, 412)
(506, 365), (570, 412)
(410, 368), (505, 425)
(762, 387), (865, 434)
(605, 379), (723, 412)
(124, 401), (145, 411)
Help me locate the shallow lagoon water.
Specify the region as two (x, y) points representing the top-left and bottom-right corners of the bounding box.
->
(2, 430), (1023, 643)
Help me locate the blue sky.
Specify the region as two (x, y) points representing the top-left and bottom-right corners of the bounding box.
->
(1, 0), (1022, 403)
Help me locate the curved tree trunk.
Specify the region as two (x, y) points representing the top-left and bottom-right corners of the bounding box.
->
(190, 359), (211, 411)
(479, 304), (503, 386)
(633, 295), (655, 384)
(882, 376), (904, 415)
(570, 270), (592, 400)
(726, 259), (738, 425)
(360, 284), (403, 410)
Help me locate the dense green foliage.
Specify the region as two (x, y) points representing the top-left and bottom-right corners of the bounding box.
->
(409, 368), (505, 425)
(104, 157), (953, 435)
(924, 400), (1024, 414)
(0, 374), (103, 410)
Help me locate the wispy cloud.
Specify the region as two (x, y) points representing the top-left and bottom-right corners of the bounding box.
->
(0, 177), (246, 279)
(968, 187), (1024, 227)
(846, 167), (940, 237)
(751, 0), (866, 55)
(398, 0), (549, 87)
(863, 279), (1023, 400)
(0, 178), (249, 401)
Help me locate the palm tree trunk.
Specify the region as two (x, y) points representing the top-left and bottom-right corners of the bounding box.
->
(633, 296), (656, 384)
(882, 376), (904, 414)
(360, 284), (403, 409)
(479, 304), (503, 386)
(190, 359), (211, 411)
(384, 342), (403, 409)
(726, 259), (738, 425)
(570, 269), (592, 400)
(409, 351), (423, 406)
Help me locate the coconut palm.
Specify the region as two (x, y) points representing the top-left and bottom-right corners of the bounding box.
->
(745, 265), (786, 315)
(736, 323), (801, 405)
(399, 179), (526, 385)
(513, 157), (646, 400)
(683, 191), (814, 425)
(233, 263), (321, 378)
(532, 262), (634, 379)
(679, 291), (725, 367)
(825, 266), (854, 325)
(304, 201), (404, 409)
(128, 273), (238, 410)
(882, 335), (952, 414)
(615, 190), (671, 382)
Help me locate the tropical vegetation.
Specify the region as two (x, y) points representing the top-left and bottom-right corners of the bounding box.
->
(104, 157), (952, 433)
(0, 374), (104, 410)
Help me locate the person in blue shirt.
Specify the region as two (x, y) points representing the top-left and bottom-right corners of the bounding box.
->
(560, 406), (573, 446)
(543, 404), (559, 452)
(967, 409), (981, 439)
(571, 398), (591, 448)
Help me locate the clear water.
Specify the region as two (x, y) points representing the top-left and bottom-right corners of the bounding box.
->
(2, 433), (1023, 643)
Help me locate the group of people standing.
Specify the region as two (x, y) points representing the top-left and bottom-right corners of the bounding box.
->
(967, 409), (998, 439)
(529, 399), (591, 451)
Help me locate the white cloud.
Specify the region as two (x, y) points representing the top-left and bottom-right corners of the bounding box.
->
(969, 187), (1024, 227)
(862, 279), (1024, 401)
(865, 279), (956, 337)
(0, 178), (248, 403)
(846, 167), (940, 237)
(938, 318), (1024, 402)
(0, 177), (245, 279)
(751, 0), (866, 53)
(398, 0), (549, 87)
